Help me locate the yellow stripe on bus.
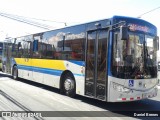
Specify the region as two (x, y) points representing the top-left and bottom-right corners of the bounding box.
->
(15, 58), (66, 70)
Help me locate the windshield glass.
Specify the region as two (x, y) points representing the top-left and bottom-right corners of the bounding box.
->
(112, 32), (157, 79)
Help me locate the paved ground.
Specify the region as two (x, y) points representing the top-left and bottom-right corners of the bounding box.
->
(0, 72), (160, 120)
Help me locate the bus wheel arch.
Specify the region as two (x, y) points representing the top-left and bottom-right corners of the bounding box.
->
(12, 65), (18, 80)
(60, 70), (76, 97)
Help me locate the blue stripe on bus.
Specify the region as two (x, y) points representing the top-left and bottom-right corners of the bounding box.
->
(67, 60), (85, 66)
(18, 65), (62, 76)
(17, 65), (84, 76)
(33, 67), (62, 76)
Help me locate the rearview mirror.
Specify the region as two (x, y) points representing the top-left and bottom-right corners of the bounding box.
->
(120, 26), (128, 40)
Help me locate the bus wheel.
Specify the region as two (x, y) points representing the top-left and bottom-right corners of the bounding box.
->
(63, 73), (76, 97)
(12, 66), (18, 80)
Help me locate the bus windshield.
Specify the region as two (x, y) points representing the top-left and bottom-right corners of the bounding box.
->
(112, 32), (157, 79)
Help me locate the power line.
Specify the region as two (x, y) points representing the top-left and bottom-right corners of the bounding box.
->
(17, 15), (79, 26)
(1, 12), (79, 27)
(0, 12), (55, 30)
(24, 16), (68, 24)
(137, 6), (160, 18)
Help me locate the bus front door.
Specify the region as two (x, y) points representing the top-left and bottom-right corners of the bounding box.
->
(85, 29), (108, 100)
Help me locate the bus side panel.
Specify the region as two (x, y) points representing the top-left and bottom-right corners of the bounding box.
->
(17, 67), (60, 88)
(19, 68), (33, 81)
(43, 74), (60, 88)
(63, 61), (85, 96)
(15, 58), (86, 95)
(15, 58), (65, 86)
(32, 70), (60, 89)
(74, 75), (85, 96)
(32, 71), (44, 84)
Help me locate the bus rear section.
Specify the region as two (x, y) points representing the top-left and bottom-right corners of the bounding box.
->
(0, 42), (3, 70)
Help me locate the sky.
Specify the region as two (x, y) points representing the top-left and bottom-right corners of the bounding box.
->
(0, 0), (160, 40)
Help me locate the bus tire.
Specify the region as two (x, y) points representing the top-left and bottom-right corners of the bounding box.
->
(63, 73), (76, 97)
(12, 66), (18, 80)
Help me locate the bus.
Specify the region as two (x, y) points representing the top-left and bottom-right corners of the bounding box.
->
(0, 42), (3, 70)
(158, 61), (160, 71)
(158, 61), (160, 85)
(2, 16), (159, 102)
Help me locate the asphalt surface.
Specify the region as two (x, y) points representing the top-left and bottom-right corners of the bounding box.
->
(0, 72), (160, 120)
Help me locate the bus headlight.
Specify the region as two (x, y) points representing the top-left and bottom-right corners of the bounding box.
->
(112, 82), (130, 93)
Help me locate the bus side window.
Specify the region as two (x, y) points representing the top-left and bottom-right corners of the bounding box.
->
(64, 38), (84, 60)
(33, 40), (38, 52)
(33, 39), (42, 58)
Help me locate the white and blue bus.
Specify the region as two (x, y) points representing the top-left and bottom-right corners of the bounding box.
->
(0, 42), (3, 70)
(2, 16), (159, 102)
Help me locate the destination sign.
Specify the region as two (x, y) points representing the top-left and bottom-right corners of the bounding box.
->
(129, 24), (149, 32)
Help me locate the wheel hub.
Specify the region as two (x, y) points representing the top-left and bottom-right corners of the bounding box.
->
(64, 79), (74, 91)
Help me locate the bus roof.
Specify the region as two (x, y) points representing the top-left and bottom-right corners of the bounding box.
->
(4, 15), (157, 40)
